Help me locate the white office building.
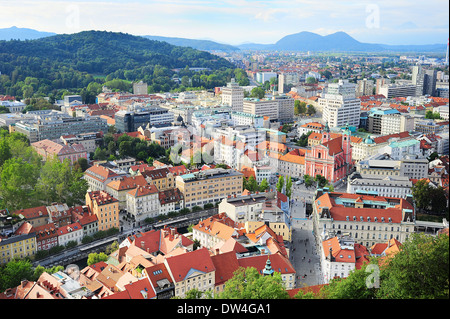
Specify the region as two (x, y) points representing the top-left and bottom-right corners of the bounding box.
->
(221, 79), (244, 112)
(320, 80), (361, 128)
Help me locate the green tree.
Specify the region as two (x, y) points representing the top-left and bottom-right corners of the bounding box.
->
(306, 77), (317, 84)
(320, 262), (378, 299)
(296, 131), (312, 147)
(0, 259), (35, 291)
(285, 176), (292, 199)
(376, 233), (449, 299)
(314, 174), (328, 188)
(411, 179), (431, 211)
(250, 87), (265, 99)
(304, 174), (314, 188)
(87, 252), (109, 266)
(0, 137), (12, 167)
(247, 175), (259, 192)
(0, 157), (40, 211)
(217, 266), (289, 299)
(259, 179), (269, 192)
(276, 175), (284, 193)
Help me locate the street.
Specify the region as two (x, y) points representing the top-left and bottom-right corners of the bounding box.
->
(287, 181), (348, 287)
(289, 183), (322, 287)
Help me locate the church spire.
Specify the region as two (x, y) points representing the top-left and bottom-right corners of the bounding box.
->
(262, 256), (274, 276)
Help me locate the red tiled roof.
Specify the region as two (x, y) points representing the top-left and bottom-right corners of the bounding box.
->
(165, 248), (215, 282)
(211, 251), (240, 286)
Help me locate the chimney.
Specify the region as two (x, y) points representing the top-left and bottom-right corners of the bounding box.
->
(215, 248), (220, 255)
(170, 227), (175, 237)
(21, 280), (28, 288)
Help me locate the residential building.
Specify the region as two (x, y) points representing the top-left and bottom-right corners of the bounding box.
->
(31, 139), (87, 165)
(218, 194), (266, 223)
(298, 122), (324, 136)
(158, 188), (184, 215)
(13, 206), (49, 228)
(320, 234), (369, 284)
(85, 191), (120, 231)
(57, 222), (83, 247)
(139, 167), (176, 191)
(33, 223), (58, 251)
(0, 223), (36, 264)
(320, 80), (361, 128)
(278, 148), (306, 179)
(105, 175), (148, 209)
(221, 79), (244, 112)
(356, 79), (374, 97)
(312, 189), (416, 248)
(164, 248), (215, 298)
(175, 168), (243, 208)
(68, 205), (98, 238)
(126, 184), (160, 223)
(84, 164), (124, 192)
(192, 213), (242, 249)
(273, 95), (295, 123)
(60, 132), (102, 154)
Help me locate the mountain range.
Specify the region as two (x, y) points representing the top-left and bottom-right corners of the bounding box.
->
(0, 26), (56, 40)
(0, 26), (446, 53)
(238, 31), (447, 53)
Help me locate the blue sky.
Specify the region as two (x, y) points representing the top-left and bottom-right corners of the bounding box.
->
(0, 0), (448, 45)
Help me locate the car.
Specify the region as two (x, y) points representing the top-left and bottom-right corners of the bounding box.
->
(296, 180), (303, 185)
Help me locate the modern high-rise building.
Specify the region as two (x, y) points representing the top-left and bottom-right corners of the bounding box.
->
(278, 72), (300, 94)
(115, 107), (174, 133)
(221, 79), (244, 112)
(355, 79), (374, 97)
(320, 80), (361, 128)
(243, 98), (279, 121)
(412, 65), (437, 96)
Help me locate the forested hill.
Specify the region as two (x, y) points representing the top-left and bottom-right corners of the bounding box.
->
(0, 30), (239, 99)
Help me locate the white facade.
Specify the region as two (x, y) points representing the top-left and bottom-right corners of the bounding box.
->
(231, 111), (264, 128)
(273, 95), (295, 123)
(320, 80), (361, 128)
(218, 195), (266, 223)
(221, 79), (244, 112)
(347, 174), (413, 198)
(380, 113), (415, 135)
(320, 235), (356, 284)
(243, 98), (279, 121)
(57, 223), (83, 247)
(126, 187), (160, 222)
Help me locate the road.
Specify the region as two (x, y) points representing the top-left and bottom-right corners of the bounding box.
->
(287, 181), (348, 287)
(288, 184), (322, 287)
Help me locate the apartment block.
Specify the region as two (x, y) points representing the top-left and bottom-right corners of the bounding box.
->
(85, 191), (120, 231)
(175, 168), (243, 208)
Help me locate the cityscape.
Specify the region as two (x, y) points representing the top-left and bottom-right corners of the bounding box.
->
(0, 0), (448, 307)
